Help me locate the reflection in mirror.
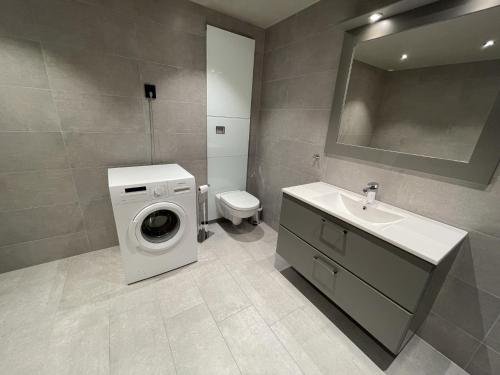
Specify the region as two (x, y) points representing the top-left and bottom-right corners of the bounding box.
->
(338, 6), (500, 162)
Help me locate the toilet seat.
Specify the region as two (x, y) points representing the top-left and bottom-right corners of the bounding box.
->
(219, 191), (259, 211)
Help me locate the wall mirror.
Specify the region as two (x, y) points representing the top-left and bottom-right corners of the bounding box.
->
(325, 1), (500, 184)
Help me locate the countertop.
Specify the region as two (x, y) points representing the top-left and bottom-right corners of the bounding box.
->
(282, 182), (468, 265)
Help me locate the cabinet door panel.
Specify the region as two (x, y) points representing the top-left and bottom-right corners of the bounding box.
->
(279, 195), (432, 312)
(277, 226), (412, 353)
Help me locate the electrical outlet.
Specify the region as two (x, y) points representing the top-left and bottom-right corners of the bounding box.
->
(144, 83), (156, 99)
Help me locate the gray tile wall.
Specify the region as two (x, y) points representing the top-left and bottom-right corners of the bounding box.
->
(255, 0), (500, 373)
(0, 0), (264, 272)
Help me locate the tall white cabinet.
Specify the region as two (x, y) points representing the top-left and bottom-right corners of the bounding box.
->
(206, 26), (255, 220)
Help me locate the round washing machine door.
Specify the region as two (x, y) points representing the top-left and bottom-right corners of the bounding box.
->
(129, 202), (186, 252)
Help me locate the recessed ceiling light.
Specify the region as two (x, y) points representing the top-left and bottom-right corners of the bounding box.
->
(482, 40), (495, 49)
(400, 54), (408, 61)
(369, 12), (383, 23)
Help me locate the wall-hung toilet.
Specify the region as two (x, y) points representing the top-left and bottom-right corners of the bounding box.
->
(216, 190), (260, 225)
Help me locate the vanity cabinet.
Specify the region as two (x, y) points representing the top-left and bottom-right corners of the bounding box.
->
(277, 194), (459, 354)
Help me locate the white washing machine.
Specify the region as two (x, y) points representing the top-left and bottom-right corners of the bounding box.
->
(108, 164), (197, 284)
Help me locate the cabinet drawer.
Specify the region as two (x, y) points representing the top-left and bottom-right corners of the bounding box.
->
(279, 195), (432, 312)
(277, 226), (412, 353)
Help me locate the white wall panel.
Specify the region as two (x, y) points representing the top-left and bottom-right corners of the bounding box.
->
(207, 117), (250, 158)
(207, 26), (255, 119)
(207, 26), (255, 220)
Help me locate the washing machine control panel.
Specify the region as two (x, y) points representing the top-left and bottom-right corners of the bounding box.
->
(153, 184), (167, 198)
(111, 178), (195, 206)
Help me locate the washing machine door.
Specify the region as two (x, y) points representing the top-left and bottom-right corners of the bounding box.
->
(129, 202), (187, 252)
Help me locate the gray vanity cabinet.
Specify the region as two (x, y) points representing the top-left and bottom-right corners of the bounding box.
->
(277, 194), (459, 354)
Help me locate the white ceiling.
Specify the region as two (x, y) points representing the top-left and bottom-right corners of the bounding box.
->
(191, 0), (319, 28)
(355, 5), (500, 71)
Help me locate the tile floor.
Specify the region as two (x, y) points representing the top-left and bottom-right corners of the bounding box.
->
(0, 221), (468, 375)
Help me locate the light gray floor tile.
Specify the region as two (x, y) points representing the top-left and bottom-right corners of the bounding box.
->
(155, 269), (204, 319)
(271, 306), (374, 375)
(193, 260), (251, 322)
(0, 318), (54, 375)
(165, 303), (240, 375)
(230, 260), (303, 325)
(207, 236), (254, 268)
(0, 260), (65, 336)
(59, 247), (126, 310)
(110, 301), (176, 375)
(219, 306), (302, 375)
(44, 304), (110, 375)
(108, 283), (156, 316)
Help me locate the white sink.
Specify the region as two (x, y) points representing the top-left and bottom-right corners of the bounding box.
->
(315, 193), (405, 225)
(282, 182), (468, 265)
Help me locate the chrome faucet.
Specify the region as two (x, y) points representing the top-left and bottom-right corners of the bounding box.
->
(362, 182), (379, 206)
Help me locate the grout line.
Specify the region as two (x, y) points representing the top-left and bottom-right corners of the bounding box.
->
(213, 224), (306, 373)
(465, 312), (500, 369)
(0, 230), (88, 250)
(190, 262), (244, 375)
(157, 299), (180, 375)
(262, 68), (337, 84)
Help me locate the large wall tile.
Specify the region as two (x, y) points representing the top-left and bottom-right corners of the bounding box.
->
(155, 132), (206, 163)
(152, 100), (205, 134)
(82, 198), (118, 250)
(136, 17), (205, 69)
(287, 70), (336, 109)
(0, 86), (60, 132)
(43, 45), (140, 96)
(72, 167), (111, 204)
(265, 16), (298, 52)
(0, 203), (84, 247)
(54, 92), (145, 133)
(139, 62), (205, 103)
(263, 47), (292, 82)
(0, 0), (38, 40)
(261, 80), (288, 109)
(137, 0), (206, 36)
(0, 169), (78, 212)
(451, 232), (500, 298)
(0, 132), (69, 173)
(0, 36), (49, 88)
(432, 276), (500, 340)
(0, 232), (90, 273)
(281, 109), (330, 144)
(63, 132), (148, 168)
(33, 0), (139, 58)
(289, 28), (343, 76)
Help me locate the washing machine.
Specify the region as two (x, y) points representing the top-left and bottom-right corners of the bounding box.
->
(108, 164), (197, 284)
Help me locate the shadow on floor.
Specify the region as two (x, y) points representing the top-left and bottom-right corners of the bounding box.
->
(218, 219), (265, 242)
(281, 267), (397, 371)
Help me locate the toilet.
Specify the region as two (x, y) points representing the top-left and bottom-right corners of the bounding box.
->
(215, 190), (260, 225)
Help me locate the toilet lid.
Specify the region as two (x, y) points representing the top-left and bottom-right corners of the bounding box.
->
(220, 191), (260, 211)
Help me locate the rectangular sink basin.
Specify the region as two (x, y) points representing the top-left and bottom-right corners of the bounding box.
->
(282, 182), (468, 265)
(312, 192), (405, 225)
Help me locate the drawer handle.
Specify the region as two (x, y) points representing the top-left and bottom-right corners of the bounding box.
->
(321, 218), (348, 235)
(313, 256), (338, 275)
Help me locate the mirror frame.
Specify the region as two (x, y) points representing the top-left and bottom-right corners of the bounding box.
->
(325, 0), (500, 184)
